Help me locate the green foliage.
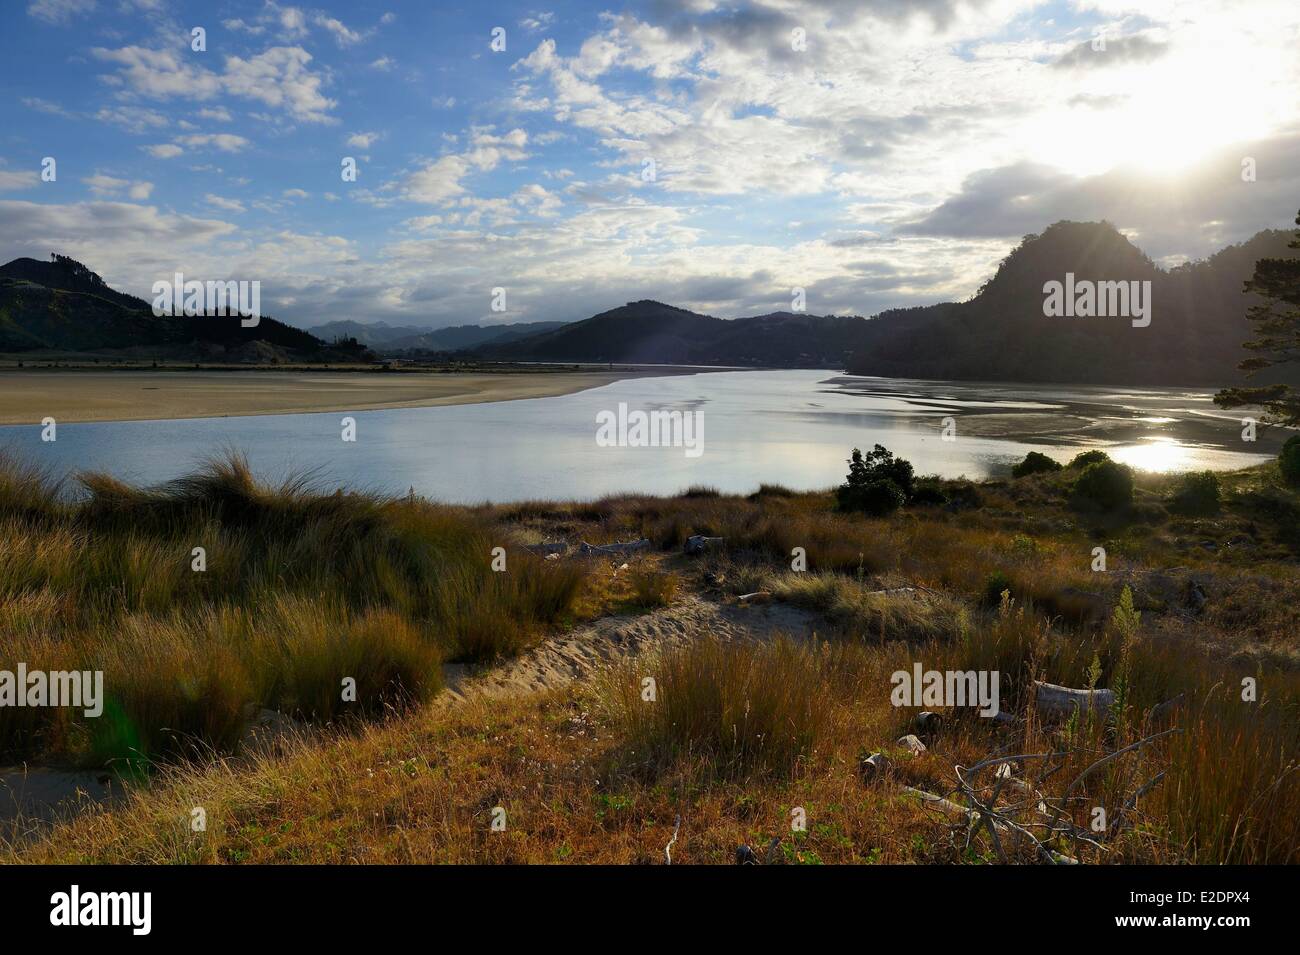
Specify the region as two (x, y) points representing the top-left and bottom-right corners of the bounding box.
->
(983, 570), (1013, 605)
(1012, 451), (1063, 478)
(836, 445), (914, 515)
(1170, 470), (1221, 514)
(1068, 449), (1111, 469)
(1072, 459), (1134, 511)
(1281, 435), (1300, 486)
(1214, 209), (1300, 427)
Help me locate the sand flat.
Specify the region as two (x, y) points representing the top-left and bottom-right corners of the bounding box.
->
(0, 368), (682, 425)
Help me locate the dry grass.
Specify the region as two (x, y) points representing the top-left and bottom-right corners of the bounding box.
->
(3, 454), (1298, 864)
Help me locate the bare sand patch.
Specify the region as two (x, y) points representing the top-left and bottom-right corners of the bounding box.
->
(442, 594), (823, 704)
(0, 368), (691, 425)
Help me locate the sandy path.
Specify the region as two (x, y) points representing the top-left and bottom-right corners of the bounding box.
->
(0, 368), (692, 425)
(441, 594), (822, 703)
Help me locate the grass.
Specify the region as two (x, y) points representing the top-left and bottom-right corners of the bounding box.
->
(0, 452), (584, 766)
(2, 453), (1298, 864)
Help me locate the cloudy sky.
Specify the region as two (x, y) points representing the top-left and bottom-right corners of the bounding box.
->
(2, 0), (1298, 329)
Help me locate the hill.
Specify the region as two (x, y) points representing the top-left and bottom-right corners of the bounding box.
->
(306, 319), (568, 353)
(476, 300), (868, 367)
(845, 221), (1300, 385)
(0, 255), (370, 362)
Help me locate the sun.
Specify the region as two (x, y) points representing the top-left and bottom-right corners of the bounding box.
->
(1028, 34), (1286, 179)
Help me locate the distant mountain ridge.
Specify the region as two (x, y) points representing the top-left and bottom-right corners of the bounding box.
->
(474, 300), (870, 367)
(0, 255), (363, 361)
(308, 318), (569, 353)
(4, 219), (1294, 385)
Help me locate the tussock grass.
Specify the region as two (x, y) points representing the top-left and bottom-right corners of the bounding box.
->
(598, 637), (837, 779)
(0, 453), (584, 765)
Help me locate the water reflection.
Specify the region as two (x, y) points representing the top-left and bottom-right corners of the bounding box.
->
(0, 370), (1281, 502)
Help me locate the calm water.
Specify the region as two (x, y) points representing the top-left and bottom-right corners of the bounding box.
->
(0, 371), (1280, 503)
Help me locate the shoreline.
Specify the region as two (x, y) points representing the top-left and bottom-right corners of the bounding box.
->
(0, 365), (712, 425)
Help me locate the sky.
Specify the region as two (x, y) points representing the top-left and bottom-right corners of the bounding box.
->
(1, 0), (1298, 330)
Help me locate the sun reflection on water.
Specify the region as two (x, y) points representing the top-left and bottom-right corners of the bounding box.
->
(1109, 438), (1193, 473)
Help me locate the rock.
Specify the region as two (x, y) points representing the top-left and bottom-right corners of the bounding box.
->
(1184, 578), (1208, 613)
(897, 734), (927, 756)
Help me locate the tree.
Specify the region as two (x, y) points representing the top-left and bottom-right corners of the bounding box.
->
(1214, 209), (1300, 427)
(836, 445), (913, 515)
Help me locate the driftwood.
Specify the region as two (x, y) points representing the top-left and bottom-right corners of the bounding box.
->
(736, 591), (772, 604)
(897, 734), (927, 756)
(683, 535), (725, 555)
(1033, 681), (1115, 720)
(902, 785), (1078, 865)
(859, 751), (892, 784)
(579, 538), (651, 557)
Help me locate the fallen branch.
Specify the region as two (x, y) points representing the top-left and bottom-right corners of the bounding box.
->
(579, 538), (651, 556)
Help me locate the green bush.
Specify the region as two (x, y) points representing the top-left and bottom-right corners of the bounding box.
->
(1072, 459), (1134, 511)
(1281, 436), (1300, 486)
(1012, 451), (1063, 478)
(837, 445), (914, 514)
(910, 482), (949, 506)
(1069, 449), (1111, 469)
(1170, 471), (1221, 515)
(837, 478), (905, 516)
(983, 570), (1013, 605)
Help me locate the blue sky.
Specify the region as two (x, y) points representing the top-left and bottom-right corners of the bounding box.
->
(2, 0), (1298, 329)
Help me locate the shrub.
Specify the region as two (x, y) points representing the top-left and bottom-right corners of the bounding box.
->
(1069, 449), (1111, 469)
(1170, 471), (1221, 515)
(1072, 460), (1134, 511)
(909, 482), (949, 506)
(1012, 451), (1063, 478)
(983, 570), (1013, 605)
(1281, 435), (1300, 486)
(838, 478), (905, 516)
(837, 445), (914, 514)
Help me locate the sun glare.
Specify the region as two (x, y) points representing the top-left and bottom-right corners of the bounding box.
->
(1032, 36), (1284, 178)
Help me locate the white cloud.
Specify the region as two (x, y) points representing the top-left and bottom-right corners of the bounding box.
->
(83, 173), (153, 200)
(27, 0), (95, 24)
(347, 131), (380, 149)
(92, 44), (337, 124)
(0, 168), (40, 191)
(143, 143), (184, 159)
(177, 133), (251, 153)
(315, 14), (363, 46)
(205, 194), (246, 213)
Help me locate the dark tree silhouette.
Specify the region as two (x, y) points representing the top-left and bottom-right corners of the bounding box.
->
(1215, 209), (1300, 427)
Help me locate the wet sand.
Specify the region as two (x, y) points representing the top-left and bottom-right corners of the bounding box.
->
(0, 367), (692, 425)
